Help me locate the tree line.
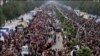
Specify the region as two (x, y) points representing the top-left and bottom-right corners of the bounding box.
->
(0, 0), (46, 27)
(60, 1), (100, 16)
(0, 0), (100, 27)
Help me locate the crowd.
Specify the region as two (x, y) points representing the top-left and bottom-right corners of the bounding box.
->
(1, 3), (100, 56)
(0, 8), (72, 56)
(58, 4), (100, 56)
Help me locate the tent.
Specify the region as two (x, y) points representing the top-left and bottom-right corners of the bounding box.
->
(3, 20), (20, 30)
(0, 28), (9, 35)
(0, 33), (5, 41)
(96, 18), (100, 23)
(22, 14), (33, 23)
(15, 25), (24, 32)
(29, 10), (37, 16)
(74, 9), (80, 16)
(18, 14), (33, 24)
(0, 31), (8, 39)
(17, 21), (28, 28)
(83, 14), (90, 19)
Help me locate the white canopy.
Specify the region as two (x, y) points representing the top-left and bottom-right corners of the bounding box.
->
(96, 18), (100, 23)
(3, 20), (20, 30)
(0, 34), (4, 41)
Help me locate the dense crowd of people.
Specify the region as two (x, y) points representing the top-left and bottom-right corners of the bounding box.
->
(0, 2), (100, 56)
(57, 4), (100, 56)
(0, 8), (72, 56)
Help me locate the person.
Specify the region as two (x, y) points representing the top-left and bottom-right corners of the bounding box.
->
(0, 40), (3, 52)
(0, 35), (4, 52)
(0, 34), (4, 42)
(70, 48), (77, 56)
(21, 43), (29, 56)
(21, 18), (24, 22)
(42, 50), (48, 56)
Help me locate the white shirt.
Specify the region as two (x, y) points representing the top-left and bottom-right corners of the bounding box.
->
(70, 50), (74, 56)
(0, 35), (4, 42)
(74, 45), (80, 50)
(21, 44), (29, 54)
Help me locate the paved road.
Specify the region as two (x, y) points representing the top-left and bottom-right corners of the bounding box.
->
(51, 32), (64, 50)
(55, 3), (87, 40)
(40, 1), (64, 50)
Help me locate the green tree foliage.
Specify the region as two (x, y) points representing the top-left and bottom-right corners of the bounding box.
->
(0, 0), (46, 27)
(67, 38), (78, 49)
(61, 1), (100, 15)
(56, 10), (76, 38)
(0, 7), (6, 27)
(78, 47), (92, 56)
(55, 7), (78, 50)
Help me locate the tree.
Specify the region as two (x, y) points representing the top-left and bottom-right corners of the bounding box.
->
(0, 7), (6, 27)
(78, 47), (92, 56)
(0, 0), (46, 26)
(61, 1), (100, 15)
